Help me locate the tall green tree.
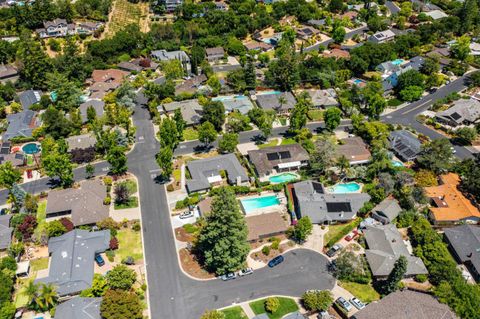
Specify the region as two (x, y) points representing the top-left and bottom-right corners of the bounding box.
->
(289, 216), (313, 242)
(244, 58), (256, 90)
(324, 107), (342, 131)
(218, 133), (239, 153)
(42, 152), (74, 187)
(417, 138), (454, 174)
(158, 117), (179, 149)
(202, 101), (225, 131)
(100, 290), (143, 319)
(302, 290), (333, 312)
(196, 187), (249, 274)
(106, 146), (128, 175)
(173, 109), (186, 140)
(289, 96), (311, 132)
(156, 146), (173, 179)
(198, 121), (218, 146)
(265, 46), (300, 91)
(46, 71), (82, 110)
(0, 162), (21, 189)
(383, 255), (407, 294)
(17, 32), (52, 89)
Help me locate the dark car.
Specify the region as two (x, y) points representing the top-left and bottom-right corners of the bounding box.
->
(326, 244), (343, 258)
(95, 254), (105, 267)
(268, 255), (284, 268)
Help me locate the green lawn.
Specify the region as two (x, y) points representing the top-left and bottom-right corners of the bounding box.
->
(281, 138), (296, 145)
(324, 219), (360, 247)
(115, 228), (144, 263)
(249, 297), (299, 319)
(30, 257), (49, 271)
(183, 128), (199, 141)
(120, 179), (137, 193)
(14, 279), (30, 308)
(339, 281), (380, 303)
(34, 201), (47, 241)
(173, 169), (181, 182)
(308, 109), (324, 121)
(258, 139), (279, 149)
(221, 306), (248, 319)
(114, 196), (138, 210)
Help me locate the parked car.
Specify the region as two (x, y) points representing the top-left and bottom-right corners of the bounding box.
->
(179, 211), (194, 219)
(220, 272), (237, 281)
(345, 230), (359, 241)
(336, 297), (353, 312)
(95, 254), (105, 267)
(238, 268), (253, 276)
(350, 297), (366, 310)
(326, 244), (343, 257)
(268, 255), (284, 268)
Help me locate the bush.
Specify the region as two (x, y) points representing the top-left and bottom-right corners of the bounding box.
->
(175, 194), (201, 209)
(265, 297), (280, 313)
(46, 220), (67, 238)
(105, 250), (115, 262)
(270, 237), (280, 250)
(415, 274), (428, 283)
(302, 290), (333, 312)
(166, 184), (174, 192)
(109, 237), (119, 250)
(183, 223), (198, 234)
(104, 197), (111, 205)
(262, 245), (271, 256)
(132, 222), (141, 232)
(104, 176), (113, 186)
(106, 265), (137, 290)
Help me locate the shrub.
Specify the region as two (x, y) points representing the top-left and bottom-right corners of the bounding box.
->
(302, 290), (334, 312)
(109, 237), (119, 250)
(166, 184), (174, 192)
(415, 274), (428, 283)
(265, 297), (280, 313)
(104, 197), (111, 205)
(104, 177), (113, 186)
(105, 250), (115, 262)
(106, 265), (137, 290)
(46, 220), (67, 238)
(183, 223), (197, 234)
(132, 222), (141, 232)
(262, 245), (271, 256)
(270, 237), (280, 250)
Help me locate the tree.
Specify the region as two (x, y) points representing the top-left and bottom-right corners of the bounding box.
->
(42, 106), (73, 139)
(46, 220), (67, 238)
(196, 187), (249, 274)
(46, 71), (82, 110)
(114, 183), (131, 204)
(0, 301), (15, 319)
(42, 152), (74, 187)
(87, 105), (97, 123)
(383, 255), (407, 294)
(328, 0), (343, 13)
(420, 58), (440, 75)
(107, 146), (128, 175)
(86, 163), (95, 179)
(173, 109), (186, 140)
(36, 283), (58, 311)
(265, 46), (300, 91)
(156, 146), (173, 179)
(80, 274), (108, 297)
(397, 69), (424, 92)
(244, 58), (256, 90)
(324, 107), (342, 131)
(200, 310), (225, 319)
(289, 97), (311, 132)
(289, 216), (313, 242)
(265, 297), (280, 313)
(207, 75), (221, 95)
(451, 35), (471, 61)
(161, 60), (184, 80)
(158, 117), (179, 149)
(0, 162), (21, 189)
(399, 86), (423, 102)
(455, 127), (477, 145)
(106, 265), (136, 291)
(198, 121), (218, 146)
(218, 133), (239, 153)
(310, 136), (336, 176)
(336, 155), (350, 176)
(332, 26), (346, 44)
(100, 289), (143, 319)
(367, 15), (387, 33)
(202, 101), (225, 131)
(302, 290), (333, 312)
(333, 251), (371, 282)
(17, 34), (52, 89)
(417, 138), (454, 174)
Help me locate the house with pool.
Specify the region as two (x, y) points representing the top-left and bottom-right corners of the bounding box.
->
(247, 144), (309, 180)
(185, 154), (250, 193)
(292, 180), (370, 224)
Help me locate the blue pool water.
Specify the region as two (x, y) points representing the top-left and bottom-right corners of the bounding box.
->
(353, 79), (365, 85)
(22, 143), (40, 155)
(329, 182), (361, 193)
(391, 160), (404, 167)
(212, 95), (247, 102)
(391, 59), (404, 65)
(269, 173), (298, 184)
(240, 195), (280, 213)
(256, 90), (281, 96)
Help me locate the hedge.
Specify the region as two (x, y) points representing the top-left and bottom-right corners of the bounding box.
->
(175, 193), (201, 209)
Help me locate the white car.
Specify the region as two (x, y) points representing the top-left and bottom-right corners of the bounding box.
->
(350, 297), (366, 310)
(179, 211), (194, 219)
(238, 268), (253, 276)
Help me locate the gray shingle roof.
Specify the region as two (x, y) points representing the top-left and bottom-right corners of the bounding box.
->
(444, 225), (480, 276)
(36, 229), (110, 296)
(364, 224), (428, 277)
(247, 144), (309, 177)
(186, 154), (249, 193)
(352, 290), (457, 319)
(3, 110), (38, 141)
(0, 214), (12, 250)
(54, 297), (102, 319)
(66, 134), (97, 152)
(372, 198), (402, 224)
(160, 99), (203, 126)
(437, 99), (480, 125)
(292, 180), (370, 224)
(18, 90), (41, 110)
(212, 95), (254, 115)
(389, 130), (422, 162)
(79, 100), (105, 123)
(151, 49), (190, 62)
(255, 91), (296, 112)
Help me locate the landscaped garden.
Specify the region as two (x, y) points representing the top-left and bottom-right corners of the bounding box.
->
(114, 179), (139, 210)
(183, 127), (199, 141)
(339, 281), (380, 303)
(114, 225), (144, 263)
(221, 306), (248, 319)
(249, 297), (299, 319)
(324, 219), (360, 248)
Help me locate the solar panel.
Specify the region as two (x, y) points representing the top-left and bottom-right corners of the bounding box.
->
(267, 152), (280, 161)
(404, 149), (416, 157)
(396, 143), (407, 151)
(326, 202), (352, 212)
(312, 182), (324, 194)
(279, 151), (291, 159)
(450, 112), (462, 120)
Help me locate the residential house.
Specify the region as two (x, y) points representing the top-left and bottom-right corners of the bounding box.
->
(436, 99), (480, 127)
(389, 130), (422, 162)
(426, 47), (451, 68)
(79, 100), (105, 123)
(300, 88), (338, 108)
(45, 180), (109, 227)
(368, 29), (396, 44)
(215, 1), (228, 10)
(36, 229), (110, 296)
(205, 47), (225, 63)
(185, 154), (249, 193)
(379, 57), (424, 92)
(118, 58), (159, 73)
(151, 49), (190, 73)
(175, 74), (207, 95)
(36, 19), (75, 38)
(338, 11), (358, 21)
(247, 144), (309, 178)
(0, 152), (25, 167)
(0, 64), (18, 83)
(160, 99), (203, 126)
(54, 297), (102, 319)
(424, 173), (480, 224)
(336, 137), (371, 165)
(215, 95), (254, 114)
(307, 19), (326, 28)
(18, 90), (41, 110)
(245, 212), (289, 242)
(444, 225), (480, 282)
(364, 224), (428, 279)
(254, 91), (296, 114)
(322, 49), (350, 60)
(425, 9), (448, 20)
(295, 25), (320, 41)
(3, 110), (39, 141)
(352, 290), (457, 319)
(160, 0), (184, 12)
(371, 198), (402, 224)
(411, 0), (441, 12)
(89, 69), (129, 99)
(76, 21), (103, 35)
(244, 41), (273, 52)
(292, 180), (370, 224)
(0, 214), (12, 252)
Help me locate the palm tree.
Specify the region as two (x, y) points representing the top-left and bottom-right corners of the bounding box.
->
(277, 95), (287, 112)
(337, 155), (350, 177)
(24, 280), (39, 310)
(37, 283), (58, 311)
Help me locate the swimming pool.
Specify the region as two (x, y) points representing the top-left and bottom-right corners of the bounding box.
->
(328, 182), (361, 193)
(240, 195), (280, 213)
(391, 160), (404, 167)
(22, 143), (40, 155)
(269, 173), (298, 184)
(256, 90), (281, 96)
(391, 59), (405, 65)
(212, 95), (247, 102)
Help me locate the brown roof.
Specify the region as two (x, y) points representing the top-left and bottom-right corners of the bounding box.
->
(248, 144), (309, 176)
(246, 212), (289, 242)
(336, 137), (371, 164)
(425, 173), (480, 222)
(323, 49), (350, 60)
(46, 180), (109, 226)
(244, 41), (273, 52)
(91, 69), (129, 85)
(175, 74), (207, 95)
(353, 290), (457, 319)
(206, 47), (225, 57)
(338, 11), (358, 20)
(0, 64), (18, 79)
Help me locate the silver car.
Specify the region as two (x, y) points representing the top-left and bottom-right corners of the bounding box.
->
(350, 297), (366, 310)
(238, 268), (253, 276)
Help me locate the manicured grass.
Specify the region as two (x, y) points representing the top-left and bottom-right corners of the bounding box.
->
(115, 228), (144, 263)
(173, 169), (181, 182)
(324, 219), (359, 247)
(339, 281), (380, 303)
(308, 109), (324, 121)
(34, 201), (47, 240)
(258, 139), (279, 149)
(281, 138), (296, 145)
(114, 196), (138, 210)
(183, 128), (199, 141)
(249, 297), (299, 319)
(30, 257), (49, 271)
(221, 306), (248, 319)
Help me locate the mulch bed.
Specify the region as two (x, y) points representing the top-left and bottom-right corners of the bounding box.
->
(179, 248), (216, 279)
(250, 242), (295, 263)
(250, 234), (288, 250)
(174, 227), (195, 243)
